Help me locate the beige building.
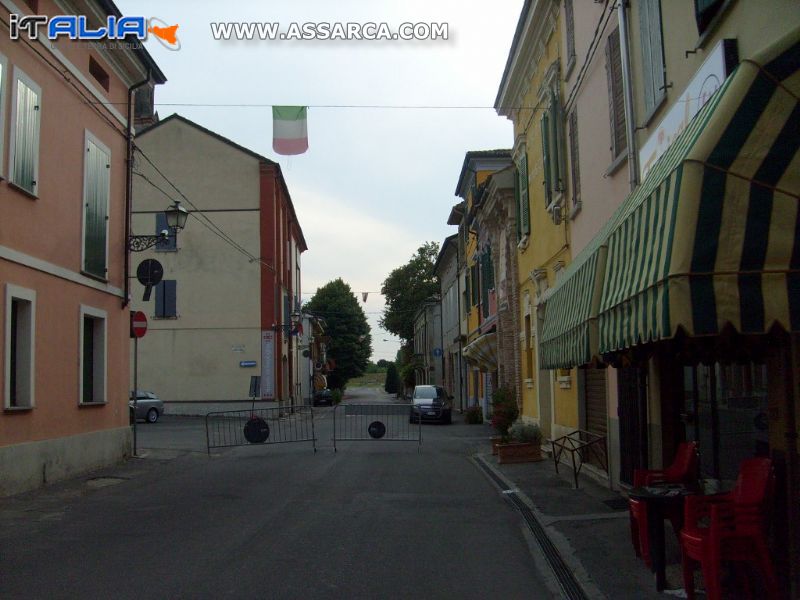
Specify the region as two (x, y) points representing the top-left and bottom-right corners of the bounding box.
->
(130, 114), (306, 414)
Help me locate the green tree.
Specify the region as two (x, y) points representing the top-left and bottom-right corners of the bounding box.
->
(304, 279), (371, 390)
(376, 359), (390, 369)
(384, 363), (399, 394)
(380, 242), (440, 343)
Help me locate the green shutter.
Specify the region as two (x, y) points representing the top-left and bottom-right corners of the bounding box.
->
(481, 253), (489, 318)
(514, 164), (522, 240)
(541, 113), (552, 207)
(83, 139), (110, 277)
(640, 0), (666, 114)
(550, 90), (563, 193)
(520, 153), (530, 234)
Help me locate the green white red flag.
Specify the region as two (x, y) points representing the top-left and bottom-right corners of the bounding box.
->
(272, 106), (308, 155)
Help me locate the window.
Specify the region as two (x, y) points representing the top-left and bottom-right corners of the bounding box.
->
(568, 110), (581, 210)
(694, 0), (727, 35)
(155, 280), (177, 318)
(4, 285), (35, 409)
(470, 264), (480, 307)
(524, 314), (533, 379)
(564, 0), (576, 71)
(79, 306), (106, 405)
(639, 0), (666, 116)
(83, 133), (111, 277)
(155, 213), (176, 251)
(88, 56), (109, 92)
(9, 68), (41, 196)
(515, 152), (530, 239)
(605, 27), (627, 161)
(480, 249), (493, 318)
(0, 53), (7, 178)
(540, 72), (566, 211)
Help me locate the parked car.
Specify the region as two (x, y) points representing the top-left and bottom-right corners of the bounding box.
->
(129, 391), (164, 423)
(409, 385), (452, 424)
(313, 388), (333, 406)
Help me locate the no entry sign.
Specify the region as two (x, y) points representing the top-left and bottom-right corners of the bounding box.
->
(130, 311), (148, 338)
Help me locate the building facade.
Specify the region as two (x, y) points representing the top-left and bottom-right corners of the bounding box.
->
(434, 234), (463, 402)
(0, 0), (164, 495)
(130, 115), (306, 414)
(412, 299), (442, 387)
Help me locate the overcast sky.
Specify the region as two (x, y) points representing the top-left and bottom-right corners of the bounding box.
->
(120, 0), (521, 362)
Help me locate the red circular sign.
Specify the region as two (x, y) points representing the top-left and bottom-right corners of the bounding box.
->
(131, 311), (148, 338)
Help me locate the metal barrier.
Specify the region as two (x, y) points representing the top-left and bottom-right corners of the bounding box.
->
(333, 403), (421, 452)
(205, 405), (317, 454)
(550, 430), (608, 488)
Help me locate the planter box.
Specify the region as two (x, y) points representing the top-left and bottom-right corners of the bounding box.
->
(497, 441), (543, 464)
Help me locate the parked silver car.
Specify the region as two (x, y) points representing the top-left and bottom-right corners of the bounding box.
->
(409, 385), (453, 424)
(129, 391), (164, 423)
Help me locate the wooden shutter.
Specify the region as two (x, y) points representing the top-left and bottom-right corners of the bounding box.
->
(481, 253), (489, 318)
(565, 0), (576, 63)
(568, 110), (581, 207)
(540, 113), (552, 207)
(605, 28), (627, 159)
(156, 280), (177, 317)
(550, 89), (564, 193)
(582, 367), (608, 468)
(12, 77), (40, 194)
(640, 0), (666, 114)
(83, 139), (110, 277)
(519, 153), (530, 234)
(514, 164), (522, 240)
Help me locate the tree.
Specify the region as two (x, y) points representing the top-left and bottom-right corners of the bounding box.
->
(304, 279), (371, 390)
(376, 359), (390, 369)
(384, 363), (399, 394)
(380, 242), (440, 343)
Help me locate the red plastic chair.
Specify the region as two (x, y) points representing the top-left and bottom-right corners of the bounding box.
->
(680, 457), (778, 600)
(629, 441), (699, 565)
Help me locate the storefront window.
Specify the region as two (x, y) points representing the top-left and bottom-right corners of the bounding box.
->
(682, 362), (769, 484)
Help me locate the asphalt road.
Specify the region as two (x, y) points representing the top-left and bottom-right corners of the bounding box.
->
(0, 387), (561, 599)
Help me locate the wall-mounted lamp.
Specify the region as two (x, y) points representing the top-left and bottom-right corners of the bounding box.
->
(128, 201), (189, 252)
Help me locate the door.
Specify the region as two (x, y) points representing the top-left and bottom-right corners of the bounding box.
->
(618, 366), (648, 485)
(581, 367), (608, 468)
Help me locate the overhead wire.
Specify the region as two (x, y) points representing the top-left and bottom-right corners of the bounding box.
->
(564, 0), (615, 114)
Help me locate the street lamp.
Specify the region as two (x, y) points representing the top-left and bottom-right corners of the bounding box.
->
(128, 200), (189, 252)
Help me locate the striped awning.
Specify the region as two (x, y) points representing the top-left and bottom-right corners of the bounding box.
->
(599, 30), (800, 353)
(540, 30), (800, 367)
(462, 332), (497, 372)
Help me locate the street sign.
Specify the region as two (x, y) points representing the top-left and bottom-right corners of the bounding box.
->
(240, 360), (257, 368)
(136, 259), (163, 302)
(433, 347), (443, 357)
(130, 311), (148, 338)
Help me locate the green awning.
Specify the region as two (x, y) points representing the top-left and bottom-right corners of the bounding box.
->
(599, 31), (800, 353)
(540, 30), (800, 366)
(463, 332), (497, 372)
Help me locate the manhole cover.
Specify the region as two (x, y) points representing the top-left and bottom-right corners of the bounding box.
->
(603, 497), (629, 511)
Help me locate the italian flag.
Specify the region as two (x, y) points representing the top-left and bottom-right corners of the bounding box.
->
(272, 106), (308, 155)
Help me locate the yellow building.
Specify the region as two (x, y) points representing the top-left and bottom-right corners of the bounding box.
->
(453, 151), (512, 418)
(495, 0), (577, 443)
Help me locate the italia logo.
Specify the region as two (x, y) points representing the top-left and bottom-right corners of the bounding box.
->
(9, 14), (180, 50)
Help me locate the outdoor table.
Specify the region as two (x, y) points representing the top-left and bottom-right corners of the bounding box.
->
(628, 483), (700, 592)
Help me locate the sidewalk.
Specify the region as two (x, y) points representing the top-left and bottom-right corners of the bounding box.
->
(476, 447), (686, 599)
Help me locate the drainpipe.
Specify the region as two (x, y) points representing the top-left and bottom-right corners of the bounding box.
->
(618, 0), (639, 191)
(124, 71), (152, 308)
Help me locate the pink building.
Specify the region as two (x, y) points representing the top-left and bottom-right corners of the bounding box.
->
(0, 0), (165, 495)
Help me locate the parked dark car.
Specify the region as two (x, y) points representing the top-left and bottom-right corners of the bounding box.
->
(129, 391), (164, 423)
(313, 389), (333, 406)
(409, 385), (452, 424)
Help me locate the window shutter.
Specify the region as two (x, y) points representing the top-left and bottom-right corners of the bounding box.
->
(164, 280), (177, 317)
(481, 252), (490, 318)
(465, 270), (471, 308)
(514, 162), (522, 240)
(83, 139), (110, 277)
(565, 0), (576, 63)
(540, 113), (552, 207)
(12, 78), (40, 194)
(519, 153), (530, 234)
(550, 89), (564, 193)
(568, 110), (581, 207)
(606, 28), (627, 159)
(155, 213), (177, 251)
(284, 294), (291, 334)
(156, 280), (177, 317)
(640, 0), (665, 114)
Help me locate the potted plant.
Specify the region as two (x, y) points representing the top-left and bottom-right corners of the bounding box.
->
(490, 387), (518, 454)
(464, 405), (483, 424)
(497, 421), (543, 464)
